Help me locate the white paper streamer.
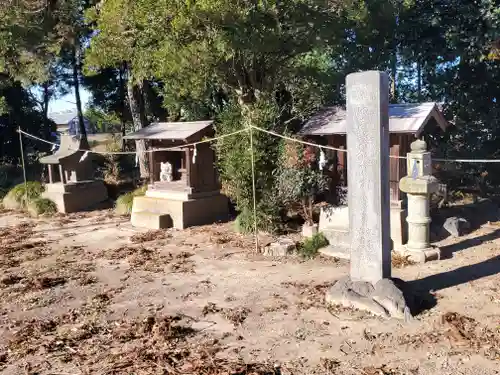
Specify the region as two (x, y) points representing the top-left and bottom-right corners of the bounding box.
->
(79, 151), (89, 163)
(135, 152), (139, 167)
(192, 146), (197, 164)
(319, 149), (326, 171)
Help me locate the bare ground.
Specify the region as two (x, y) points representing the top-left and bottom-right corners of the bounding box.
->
(0, 209), (498, 375)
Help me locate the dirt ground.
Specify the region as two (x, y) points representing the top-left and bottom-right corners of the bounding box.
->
(0, 208), (498, 375)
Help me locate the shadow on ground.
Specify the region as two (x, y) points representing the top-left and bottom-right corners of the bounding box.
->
(440, 228), (500, 259)
(404, 254), (500, 316)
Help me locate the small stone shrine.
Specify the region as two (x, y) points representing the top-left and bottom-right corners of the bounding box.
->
(325, 71), (411, 320)
(40, 135), (108, 213)
(123, 121), (228, 230)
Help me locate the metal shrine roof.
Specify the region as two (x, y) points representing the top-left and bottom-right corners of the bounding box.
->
(300, 102), (450, 136)
(123, 121), (214, 141)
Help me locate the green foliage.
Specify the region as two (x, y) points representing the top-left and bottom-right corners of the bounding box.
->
(102, 134), (135, 185)
(114, 186), (147, 216)
(275, 143), (330, 224)
(0, 76), (51, 164)
(27, 198), (57, 217)
(2, 181), (44, 210)
(84, 107), (122, 133)
(297, 232), (329, 259)
(215, 99), (283, 233)
(0, 96), (6, 115)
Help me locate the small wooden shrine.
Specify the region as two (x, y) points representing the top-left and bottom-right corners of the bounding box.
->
(301, 102), (450, 255)
(39, 135), (108, 213)
(300, 102), (450, 205)
(123, 121), (228, 229)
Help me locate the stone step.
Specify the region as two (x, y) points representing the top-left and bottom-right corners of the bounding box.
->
(132, 196), (177, 214)
(319, 245), (350, 260)
(319, 228), (350, 260)
(322, 228), (350, 247)
(131, 211), (173, 229)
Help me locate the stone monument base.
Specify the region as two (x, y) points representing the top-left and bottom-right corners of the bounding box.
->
(325, 276), (412, 321)
(319, 204), (408, 259)
(42, 180), (108, 214)
(131, 190), (228, 230)
(394, 246), (441, 263)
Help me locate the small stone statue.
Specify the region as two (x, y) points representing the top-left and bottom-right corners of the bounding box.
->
(159, 161), (173, 182)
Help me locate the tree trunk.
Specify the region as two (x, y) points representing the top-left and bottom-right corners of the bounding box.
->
(127, 75), (149, 178)
(119, 64), (127, 151)
(140, 80), (153, 121)
(42, 82), (51, 136)
(417, 59), (422, 101)
(72, 44), (88, 147)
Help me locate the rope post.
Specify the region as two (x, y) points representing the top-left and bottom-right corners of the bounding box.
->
(249, 126), (259, 252)
(18, 127), (28, 205)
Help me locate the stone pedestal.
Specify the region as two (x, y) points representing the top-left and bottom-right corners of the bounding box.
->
(43, 180), (108, 214)
(390, 204), (408, 251)
(131, 190), (229, 230)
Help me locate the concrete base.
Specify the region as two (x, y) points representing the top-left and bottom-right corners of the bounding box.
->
(395, 246), (441, 263)
(42, 180), (108, 214)
(131, 212), (173, 230)
(131, 190), (229, 230)
(318, 205), (409, 258)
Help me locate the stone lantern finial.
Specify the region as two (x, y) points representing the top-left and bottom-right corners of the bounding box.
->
(410, 139), (427, 153)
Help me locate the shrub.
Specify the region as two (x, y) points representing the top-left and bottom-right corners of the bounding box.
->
(27, 198), (57, 217)
(275, 142), (330, 225)
(2, 181), (44, 210)
(297, 232), (329, 259)
(114, 185), (147, 215)
(215, 99), (283, 234)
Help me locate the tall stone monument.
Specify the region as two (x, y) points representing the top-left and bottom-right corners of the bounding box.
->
(326, 71), (410, 320)
(346, 71), (392, 284)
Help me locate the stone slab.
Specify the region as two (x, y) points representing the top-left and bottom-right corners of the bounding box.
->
(401, 247), (441, 263)
(263, 238), (296, 257)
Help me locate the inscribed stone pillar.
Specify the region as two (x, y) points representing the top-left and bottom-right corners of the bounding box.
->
(346, 71), (391, 284)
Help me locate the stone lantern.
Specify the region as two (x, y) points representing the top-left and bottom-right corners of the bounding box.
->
(398, 139), (441, 263)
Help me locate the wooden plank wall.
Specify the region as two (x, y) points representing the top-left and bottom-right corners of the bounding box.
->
(322, 133), (412, 203)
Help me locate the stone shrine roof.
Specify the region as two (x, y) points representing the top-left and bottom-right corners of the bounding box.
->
(123, 121), (214, 141)
(40, 135), (85, 164)
(300, 102), (450, 136)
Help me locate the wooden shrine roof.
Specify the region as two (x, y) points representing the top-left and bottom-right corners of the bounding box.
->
(300, 102), (450, 137)
(123, 121), (213, 141)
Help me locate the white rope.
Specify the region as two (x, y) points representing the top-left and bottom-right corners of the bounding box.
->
(433, 158), (500, 163)
(18, 127), (500, 164)
(250, 125), (347, 152)
(17, 128), (250, 155)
